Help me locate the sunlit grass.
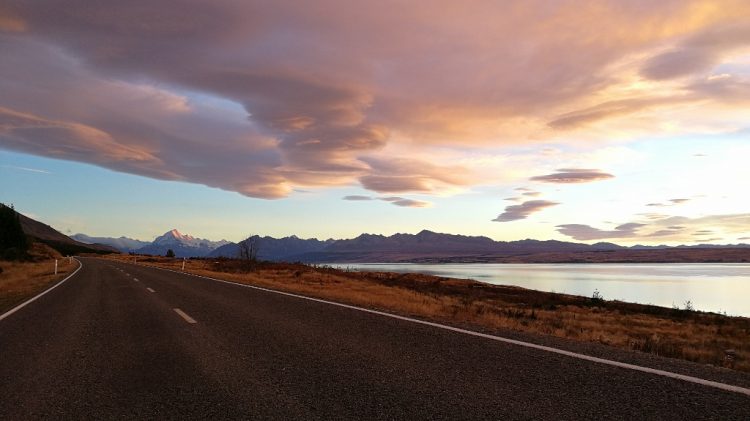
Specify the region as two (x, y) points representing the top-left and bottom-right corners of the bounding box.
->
(0, 244), (77, 313)
(108, 254), (750, 372)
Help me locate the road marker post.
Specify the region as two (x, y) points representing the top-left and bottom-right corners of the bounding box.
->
(54, 259), (58, 275)
(182, 258), (186, 271)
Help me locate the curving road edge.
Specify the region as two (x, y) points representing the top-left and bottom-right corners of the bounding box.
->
(0, 258), (82, 322)
(144, 260), (750, 398)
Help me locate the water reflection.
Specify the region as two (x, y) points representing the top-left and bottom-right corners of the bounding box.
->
(327, 263), (750, 317)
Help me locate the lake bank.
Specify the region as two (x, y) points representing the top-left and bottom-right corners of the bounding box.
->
(104, 254), (750, 373)
(325, 263), (750, 317)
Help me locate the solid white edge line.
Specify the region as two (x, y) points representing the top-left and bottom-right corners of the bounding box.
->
(0, 258), (83, 322)
(122, 259), (750, 397)
(173, 308), (196, 324)
(146, 287), (155, 293)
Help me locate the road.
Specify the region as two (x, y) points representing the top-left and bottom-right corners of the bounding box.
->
(0, 257), (748, 420)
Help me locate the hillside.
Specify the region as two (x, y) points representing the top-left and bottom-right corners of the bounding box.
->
(15, 211), (116, 255)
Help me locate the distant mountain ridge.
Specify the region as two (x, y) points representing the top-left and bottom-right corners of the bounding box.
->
(209, 229), (643, 262)
(11, 208), (116, 255)
(75, 227), (750, 262)
(210, 235), (334, 261)
(72, 233), (149, 252)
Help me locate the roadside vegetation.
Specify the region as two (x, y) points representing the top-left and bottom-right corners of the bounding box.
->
(0, 203), (79, 314)
(0, 243), (77, 314)
(107, 254), (750, 372)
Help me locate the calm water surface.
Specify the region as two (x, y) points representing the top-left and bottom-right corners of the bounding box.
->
(327, 263), (750, 317)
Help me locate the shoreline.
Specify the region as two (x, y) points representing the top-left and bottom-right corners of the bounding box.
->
(323, 261), (750, 317)
(103, 254), (750, 373)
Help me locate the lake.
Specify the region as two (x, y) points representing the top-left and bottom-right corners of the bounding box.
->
(326, 263), (750, 317)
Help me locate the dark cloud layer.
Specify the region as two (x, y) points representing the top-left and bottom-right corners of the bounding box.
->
(493, 200), (559, 222)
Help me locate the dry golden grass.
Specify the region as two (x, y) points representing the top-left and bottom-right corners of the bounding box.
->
(0, 243), (78, 314)
(107, 255), (750, 372)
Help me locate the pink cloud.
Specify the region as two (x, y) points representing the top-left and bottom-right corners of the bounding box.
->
(1, 1), (749, 200)
(493, 200), (559, 222)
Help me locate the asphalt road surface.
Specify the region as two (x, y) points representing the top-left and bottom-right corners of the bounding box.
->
(0, 257), (748, 420)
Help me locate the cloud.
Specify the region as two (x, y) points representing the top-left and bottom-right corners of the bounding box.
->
(342, 195), (373, 201)
(641, 23), (750, 81)
(358, 157), (470, 193)
(647, 198), (690, 207)
(0, 107), (173, 176)
(389, 198), (431, 208)
(641, 50), (718, 81)
(697, 237), (723, 242)
(547, 97), (685, 130)
(377, 196), (431, 208)
(556, 223), (646, 240)
(557, 213), (750, 243)
(344, 195), (430, 208)
(530, 169), (614, 184)
(1, 1), (750, 200)
(493, 200), (559, 222)
(0, 164), (50, 174)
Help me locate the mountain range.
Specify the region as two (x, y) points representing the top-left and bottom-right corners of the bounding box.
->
(74, 229), (230, 258)
(71, 234), (149, 252)
(12, 205), (748, 263)
(13, 209), (117, 255)
(72, 228), (750, 263)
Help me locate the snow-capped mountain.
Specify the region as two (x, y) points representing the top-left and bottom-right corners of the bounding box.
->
(136, 229), (230, 257)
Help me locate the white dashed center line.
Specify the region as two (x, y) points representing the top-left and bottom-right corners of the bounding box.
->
(173, 308), (197, 324)
(146, 287), (155, 293)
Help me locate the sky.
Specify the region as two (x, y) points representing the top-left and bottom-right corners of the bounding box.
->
(1, 1), (750, 244)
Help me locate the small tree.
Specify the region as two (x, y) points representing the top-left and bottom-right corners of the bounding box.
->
(165, 248), (176, 258)
(0, 203), (29, 260)
(237, 235), (259, 271)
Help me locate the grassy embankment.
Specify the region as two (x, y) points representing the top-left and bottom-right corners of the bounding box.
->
(107, 254), (749, 372)
(0, 243), (78, 314)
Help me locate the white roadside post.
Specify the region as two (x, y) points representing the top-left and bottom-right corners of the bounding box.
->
(182, 257), (186, 271)
(54, 259), (58, 275)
